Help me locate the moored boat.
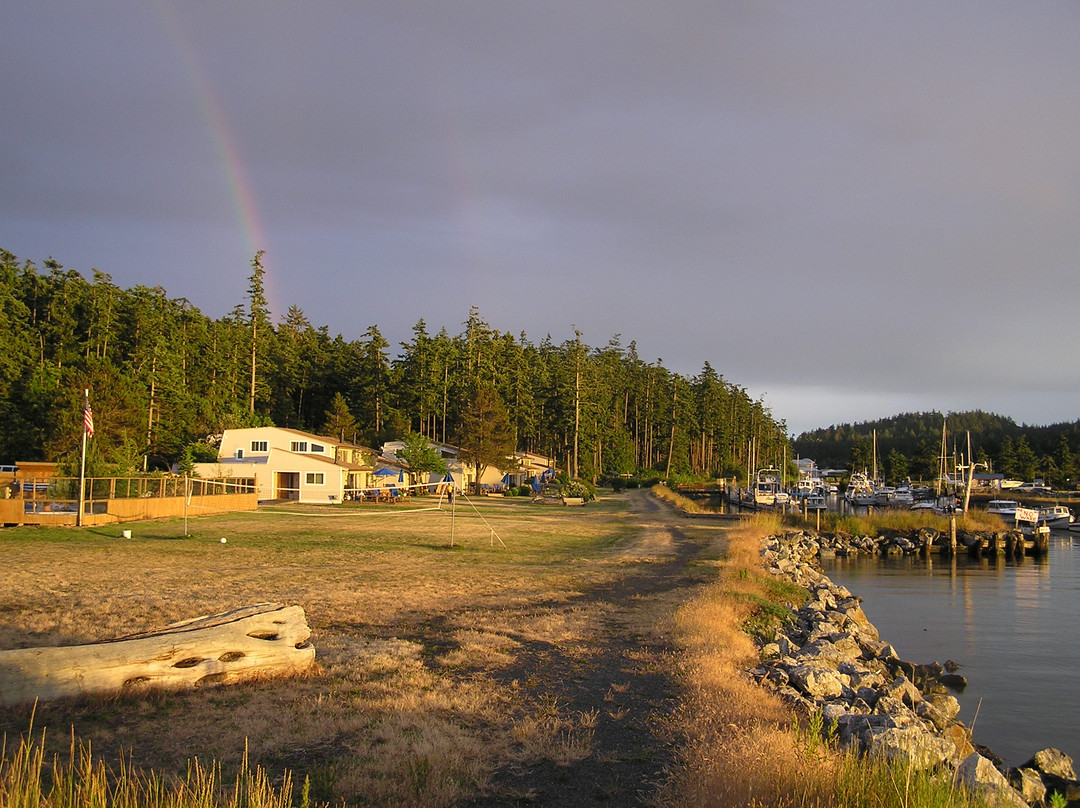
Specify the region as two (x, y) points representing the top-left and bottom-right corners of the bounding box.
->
(754, 468), (789, 507)
(885, 479), (915, 507)
(1038, 505), (1074, 526)
(987, 499), (1021, 518)
(845, 472), (877, 506)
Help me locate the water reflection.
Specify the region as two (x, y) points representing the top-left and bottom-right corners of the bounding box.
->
(820, 536), (1076, 767)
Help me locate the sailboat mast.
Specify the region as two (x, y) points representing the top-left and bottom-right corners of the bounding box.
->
(937, 419), (947, 497)
(872, 429), (878, 482)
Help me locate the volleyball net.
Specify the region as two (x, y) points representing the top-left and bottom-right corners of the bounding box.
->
(181, 477), (506, 546)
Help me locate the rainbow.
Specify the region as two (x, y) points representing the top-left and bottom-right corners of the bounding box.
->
(154, 1), (281, 314)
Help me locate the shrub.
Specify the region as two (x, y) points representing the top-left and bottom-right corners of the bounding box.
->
(561, 479), (595, 501)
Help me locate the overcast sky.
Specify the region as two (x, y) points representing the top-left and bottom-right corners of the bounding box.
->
(3, 2), (1078, 435)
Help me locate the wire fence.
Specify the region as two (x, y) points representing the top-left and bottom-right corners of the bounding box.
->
(3, 476), (255, 520)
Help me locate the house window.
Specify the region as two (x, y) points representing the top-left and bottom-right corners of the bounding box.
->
(235, 449), (244, 459)
(310, 443), (324, 453)
(290, 441), (308, 453)
(250, 440), (268, 452)
(305, 472), (325, 485)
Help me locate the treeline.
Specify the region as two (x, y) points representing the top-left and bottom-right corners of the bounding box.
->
(794, 411), (1080, 489)
(0, 249), (789, 480)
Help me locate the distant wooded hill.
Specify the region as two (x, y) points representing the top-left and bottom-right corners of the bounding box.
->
(793, 411), (1080, 489)
(0, 249), (788, 481)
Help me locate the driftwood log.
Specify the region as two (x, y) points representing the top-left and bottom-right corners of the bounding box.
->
(0, 603), (315, 707)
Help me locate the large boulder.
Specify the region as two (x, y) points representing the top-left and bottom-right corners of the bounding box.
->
(868, 726), (957, 770)
(788, 664), (846, 699)
(955, 753), (1028, 808)
(1009, 768), (1047, 806)
(1023, 747), (1077, 781)
(1021, 748), (1080, 803)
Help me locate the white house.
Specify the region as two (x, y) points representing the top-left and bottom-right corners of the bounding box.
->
(379, 440), (557, 492)
(194, 427), (375, 503)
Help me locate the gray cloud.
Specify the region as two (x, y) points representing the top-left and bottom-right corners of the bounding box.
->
(3, 1), (1079, 434)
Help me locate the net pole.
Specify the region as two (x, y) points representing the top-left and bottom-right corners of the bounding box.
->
(78, 389), (89, 527)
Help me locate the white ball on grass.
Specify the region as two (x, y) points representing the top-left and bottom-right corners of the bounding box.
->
(220, 537), (227, 543)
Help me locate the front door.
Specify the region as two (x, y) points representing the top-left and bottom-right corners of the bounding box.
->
(275, 472), (300, 500)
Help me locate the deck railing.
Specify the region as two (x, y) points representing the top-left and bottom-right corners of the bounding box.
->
(1, 475), (257, 526)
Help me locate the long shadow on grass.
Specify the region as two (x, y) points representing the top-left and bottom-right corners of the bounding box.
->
(453, 509), (712, 807)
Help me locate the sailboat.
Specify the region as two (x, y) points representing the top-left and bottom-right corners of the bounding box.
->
(930, 418), (960, 513)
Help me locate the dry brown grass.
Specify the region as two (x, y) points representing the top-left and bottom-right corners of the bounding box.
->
(786, 507), (1007, 536)
(654, 513), (990, 808)
(0, 498), (633, 807)
(2, 493), (986, 807)
(649, 484), (707, 514)
(655, 514), (825, 808)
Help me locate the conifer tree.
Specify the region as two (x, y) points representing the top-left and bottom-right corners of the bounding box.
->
(458, 384), (515, 494)
(247, 250), (269, 413)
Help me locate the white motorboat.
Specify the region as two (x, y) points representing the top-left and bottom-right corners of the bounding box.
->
(845, 472), (877, 506)
(888, 480), (915, 507)
(754, 468), (789, 507)
(1038, 505), (1074, 526)
(986, 500), (1020, 518)
(911, 495), (960, 514)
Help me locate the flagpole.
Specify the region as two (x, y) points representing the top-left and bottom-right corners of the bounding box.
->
(78, 388), (89, 527)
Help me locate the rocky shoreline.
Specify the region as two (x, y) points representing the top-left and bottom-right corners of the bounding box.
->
(753, 528), (1079, 807)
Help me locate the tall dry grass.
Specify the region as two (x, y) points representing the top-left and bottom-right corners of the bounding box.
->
(0, 727), (298, 808)
(655, 513), (991, 808)
(650, 484), (707, 513)
(786, 507), (1005, 536)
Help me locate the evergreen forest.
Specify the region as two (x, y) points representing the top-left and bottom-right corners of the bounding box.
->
(794, 411), (1080, 490)
(0, 249), (791, 482)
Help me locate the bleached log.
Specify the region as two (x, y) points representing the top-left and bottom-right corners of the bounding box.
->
(0, 602), (315, 707)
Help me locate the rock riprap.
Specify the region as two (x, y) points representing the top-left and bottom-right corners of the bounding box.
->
(753, 529), (1079, 807)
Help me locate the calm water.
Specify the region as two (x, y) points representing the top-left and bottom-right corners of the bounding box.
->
(819, 532), (1080, 767)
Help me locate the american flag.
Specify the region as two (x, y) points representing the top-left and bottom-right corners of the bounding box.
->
(83, 397), (94, 437)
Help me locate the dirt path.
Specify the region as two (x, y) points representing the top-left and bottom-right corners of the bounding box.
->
(461, 491), (727, 807)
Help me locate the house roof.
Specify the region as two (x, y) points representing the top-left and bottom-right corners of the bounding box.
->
(337, 460), (373, 472)
(227, 426), (374, 453)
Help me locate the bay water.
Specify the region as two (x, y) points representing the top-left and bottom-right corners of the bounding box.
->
(818, 532), (1080, 767)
